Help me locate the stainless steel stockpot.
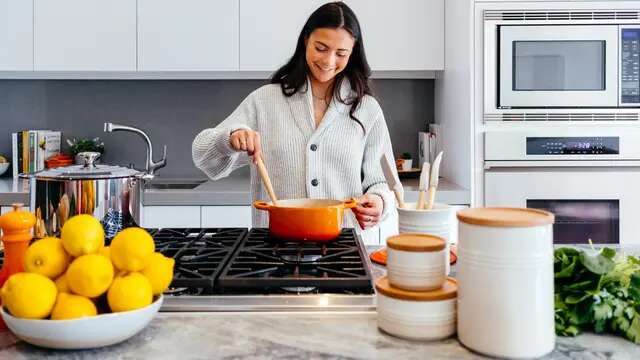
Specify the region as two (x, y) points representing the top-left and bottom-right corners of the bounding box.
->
(27, 152), (144, 238)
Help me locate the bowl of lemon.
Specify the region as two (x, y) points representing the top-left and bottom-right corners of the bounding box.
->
(0, 215), (174, 349)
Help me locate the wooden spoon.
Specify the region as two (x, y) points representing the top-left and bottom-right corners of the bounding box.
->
(255, 156), (279, 206)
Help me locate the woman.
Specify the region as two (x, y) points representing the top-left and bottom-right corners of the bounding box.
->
(192, 2), (396, 243)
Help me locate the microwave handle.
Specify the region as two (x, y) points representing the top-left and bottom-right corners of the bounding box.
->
(484, 160), (640, 169)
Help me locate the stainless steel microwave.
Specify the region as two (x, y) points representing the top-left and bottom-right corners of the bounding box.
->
(484, 14), (640, 112)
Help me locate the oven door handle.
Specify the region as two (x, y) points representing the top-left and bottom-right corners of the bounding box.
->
(484, 160), (640, 169)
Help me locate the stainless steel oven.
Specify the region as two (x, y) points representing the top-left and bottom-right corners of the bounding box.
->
(483, 127), (640, 245)
(483, 9), (640, 121)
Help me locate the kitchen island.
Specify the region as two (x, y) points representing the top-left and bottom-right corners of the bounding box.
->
(0, 311), (638, 359)
(1, 247), (640, 359)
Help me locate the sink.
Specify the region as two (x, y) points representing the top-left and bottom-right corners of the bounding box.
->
(145, 180), (206, 190)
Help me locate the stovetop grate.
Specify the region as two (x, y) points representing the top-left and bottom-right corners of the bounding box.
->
(217, 228), (374, 293)
(148, 228), (248, 290)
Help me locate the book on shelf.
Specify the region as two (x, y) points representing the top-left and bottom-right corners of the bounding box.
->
(11, 130), (62, 177)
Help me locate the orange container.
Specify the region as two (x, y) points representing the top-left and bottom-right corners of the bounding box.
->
(0, 203), (36, 330)
(254, 198), (357, 242)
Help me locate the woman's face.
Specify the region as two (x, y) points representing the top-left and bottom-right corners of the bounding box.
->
(305, 27), (355, 84)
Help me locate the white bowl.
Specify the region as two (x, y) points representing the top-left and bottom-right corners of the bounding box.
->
(0, 162), (9, 176)
(1, 295), (163, 349)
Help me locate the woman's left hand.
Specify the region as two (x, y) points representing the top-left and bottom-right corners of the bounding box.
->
(353, 194), (383, 230)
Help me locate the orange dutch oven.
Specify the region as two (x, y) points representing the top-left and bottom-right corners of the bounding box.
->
(254, 198), (358, 242)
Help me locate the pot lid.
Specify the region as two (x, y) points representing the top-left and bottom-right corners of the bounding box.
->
(34, 152), (142, 180)
(375, 276), (457, 301)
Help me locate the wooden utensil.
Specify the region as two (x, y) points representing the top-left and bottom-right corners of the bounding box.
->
(380, 154), (405, 208)
(255, 156), (278, 206)
(425, 151), (443, 210)
(416, 162), (430, 210)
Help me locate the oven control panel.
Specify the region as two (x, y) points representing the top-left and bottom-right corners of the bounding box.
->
(526, 137), (619, 155)
(621, 27), (640, 105)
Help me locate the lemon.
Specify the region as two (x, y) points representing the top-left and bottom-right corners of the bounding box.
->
(61, 214), (104, 257)
(141, 252), (175, 295)
(55, 273), (71, 293)
(24, 237), (70, 279)
(107, 272), (152, 312)
(99, 246), (117, 271)
(67, 254), (114, 298)
(1, 273), (57, 319)
(51, 293), (97, 320)
(110, 228), (155, 272)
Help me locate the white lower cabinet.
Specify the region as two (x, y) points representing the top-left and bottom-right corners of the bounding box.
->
(141, 206), (201, 228)
(201, 206), (252, 228)
(140, 205), (252, 229)
(0, 206), (30, 215)
(378, 210), (399, 245)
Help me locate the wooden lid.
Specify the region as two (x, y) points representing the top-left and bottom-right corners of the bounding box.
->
(376, 276), (457, 301)
(386, 233), (446, 252)
(456, 207), (554, 228)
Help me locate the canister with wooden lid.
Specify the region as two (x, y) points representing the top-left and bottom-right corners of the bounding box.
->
(386, 233), (447, 291)
(376, 276), (457, 340)
(456, 207), (555, 359)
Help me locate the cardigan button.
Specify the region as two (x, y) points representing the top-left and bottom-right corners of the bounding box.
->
(310, 144), (318, 151)
(311, 179), (319, 187)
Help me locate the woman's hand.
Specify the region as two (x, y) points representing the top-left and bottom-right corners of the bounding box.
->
(353, 194), (383, 230)
(230, 129), (262, 164)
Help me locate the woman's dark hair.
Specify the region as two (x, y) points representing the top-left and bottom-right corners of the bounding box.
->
(270, 1), (372, 132)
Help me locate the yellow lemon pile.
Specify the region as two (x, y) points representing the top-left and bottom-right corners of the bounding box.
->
(0, 215), (174, 320)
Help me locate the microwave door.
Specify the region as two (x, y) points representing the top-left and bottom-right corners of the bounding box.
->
(499, 25), (619, 108)
(484, 168), (640, 245)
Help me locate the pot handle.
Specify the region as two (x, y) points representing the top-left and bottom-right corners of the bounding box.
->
(253, 201), (272, 210)
(343, 198), (358, 209)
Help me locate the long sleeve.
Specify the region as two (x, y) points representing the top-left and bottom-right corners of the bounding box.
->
(192, 94), (257, 180)
(361, 111), (396, 221)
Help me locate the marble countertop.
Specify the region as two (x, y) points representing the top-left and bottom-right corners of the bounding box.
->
(0, 174), (470, 207)
(1, 246), (639, 359)
(0, 312), (638, 359)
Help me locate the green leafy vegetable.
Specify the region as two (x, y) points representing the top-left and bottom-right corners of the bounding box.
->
(554, 246), (640, 343)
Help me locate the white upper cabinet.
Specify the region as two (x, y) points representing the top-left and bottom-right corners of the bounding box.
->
(345, 0), (444, 71)
(239, 0), (330, 71)
(138, 0), (239, 71)
(33, 0), (136, 71)
(2, 0), (443, 76)
(239, 0), (444, 73)
(0, 0), (33, 70)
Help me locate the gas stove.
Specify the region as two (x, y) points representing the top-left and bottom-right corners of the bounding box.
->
(148, 227), (377, 312)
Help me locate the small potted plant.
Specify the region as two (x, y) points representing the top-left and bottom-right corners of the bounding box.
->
(397, 152), (413, 171)
(67, 137), (105, 165)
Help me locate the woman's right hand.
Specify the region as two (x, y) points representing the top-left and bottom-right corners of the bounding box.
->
(230, 129), (262, 163)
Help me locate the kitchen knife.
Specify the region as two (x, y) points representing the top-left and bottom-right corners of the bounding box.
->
(380, 154), (406, 209)
(425, 151), (443, 210)
(416, 162), (430, 210)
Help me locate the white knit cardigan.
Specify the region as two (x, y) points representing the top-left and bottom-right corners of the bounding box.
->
(192, 78), (396, 243)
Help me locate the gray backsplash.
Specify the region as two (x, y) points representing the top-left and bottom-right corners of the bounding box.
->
(0, 79), (433, 177)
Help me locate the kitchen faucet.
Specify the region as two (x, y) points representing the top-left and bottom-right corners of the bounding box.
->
(104, 122), (167, 175)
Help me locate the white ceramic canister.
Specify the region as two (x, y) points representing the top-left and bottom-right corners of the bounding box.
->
(386, 233), (447, 291)
(397, 202), (453, 274)
(456, 208), (555, 359)
(376, 276), (457, 340)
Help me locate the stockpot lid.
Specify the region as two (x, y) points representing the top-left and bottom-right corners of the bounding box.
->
(32, 152), (142, 180)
